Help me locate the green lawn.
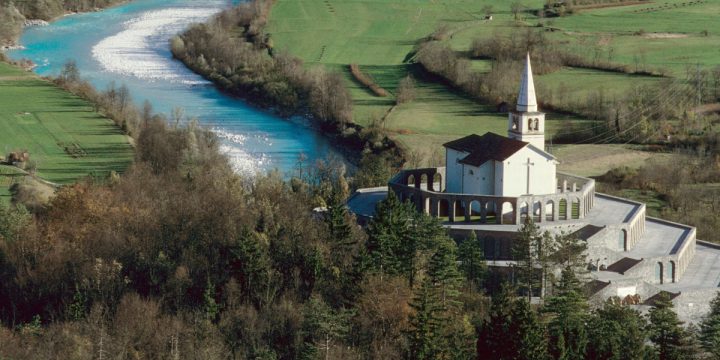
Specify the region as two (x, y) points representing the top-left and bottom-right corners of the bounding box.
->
(447, 0), (720, 76)
(266, 0), (718, 167)
(0, 62), (133, 201)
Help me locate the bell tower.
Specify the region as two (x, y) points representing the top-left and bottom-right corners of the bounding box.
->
(508, 53), (546, 150)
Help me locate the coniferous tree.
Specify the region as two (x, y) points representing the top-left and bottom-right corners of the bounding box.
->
(478, 284), (549, 360)
(300, 296), (352, 360)
(548, 232), (588, 284)
(458, 231), (487, 289)
(477, 283), (516, 359)
(326, 202), (353, 251)
(365, 192), (414, 279)
(700, 292), (720, 359)
(428, 238), (475, 358)
(544, 266), (589, 360)
(406, 278), (444, 360)
(512, 219), (552, 300)
(511, 297), (550, 360)
(366, 192), (454, 286)
(586, 301), (648, 360)
(647, 293), (695, 360)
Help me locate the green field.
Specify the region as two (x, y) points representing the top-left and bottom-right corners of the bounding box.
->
(0, 62), (133, 201)
(447, 0), (720, 76)
(266, 0), (719, 168)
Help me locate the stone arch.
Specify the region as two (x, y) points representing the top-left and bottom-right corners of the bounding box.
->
(668, 261), (676, 283)
(619, 229), (628, 251)
(520, 202), (529, 221)
(407, 174), (416, 188)
(559, 199), (568, 220)
(438, 199), (450, 220)
(534, 118), (539, 130)
(432, 173), (442, 192)
(470, 200), (482, 222)
(485, 202), (497, 224)
(655, 262), (664, 284)
(545, 200), (555, 221)
(571, 197), (581, 219)
(420, 173), (429, 189)
(501, 201), (514, 224)
(533, 201), (542, 222)
(454, 200), (466, 221)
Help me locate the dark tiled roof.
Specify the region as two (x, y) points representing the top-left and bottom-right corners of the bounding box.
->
(644, 291), (681, 306)
(443, 132), (528, 167)
(571, 225), (604, 241)
(584, 280), (610, 297)
(605, 257), (642, 275)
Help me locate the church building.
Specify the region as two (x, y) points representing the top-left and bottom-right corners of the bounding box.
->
(444, 54), (557, 197)
(348, 52), (720, 324)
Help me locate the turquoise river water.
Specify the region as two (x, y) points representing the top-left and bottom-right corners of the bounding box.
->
(8, 0), (339, 176)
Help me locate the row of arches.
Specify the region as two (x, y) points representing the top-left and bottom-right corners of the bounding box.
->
(655, 261), (677, 284)
(517, 198), (581, 222)
(397, 192), (586, 225)
(406, 172), (443, 192)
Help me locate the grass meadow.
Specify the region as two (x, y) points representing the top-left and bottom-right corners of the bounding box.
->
(265, 0), (713, 170)
(0, 62), (133, 201)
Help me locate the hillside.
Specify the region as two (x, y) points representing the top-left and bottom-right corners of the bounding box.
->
(264, 0), (716, 171)
(0, 62), (133, 202)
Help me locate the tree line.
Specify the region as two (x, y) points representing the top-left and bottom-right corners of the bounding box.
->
(170, 0), (403, 171)
(414, 26), (720, 146)
(0, 0), (125, 45)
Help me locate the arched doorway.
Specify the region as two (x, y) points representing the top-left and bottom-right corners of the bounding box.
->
(619, 229), (627, 251)
(668, 261), (676, 283)
(545, 200), (554, 221)
(454, 200), (466, 221)
(486, 202), (498, 224)
(520, 202), (529, 221)
(433, 173), (442, 192)
(571, 197), (581, 219)
(501, 202), (514, 224)
(470, 200), (482, 222)
(559, 199), (568, 220)
(420, 173), (429, 190)
(533, 201), (542, 222)
(407, 174), (416, 188)
(655, 262), (664, 284)
(438, 199), (450, 221)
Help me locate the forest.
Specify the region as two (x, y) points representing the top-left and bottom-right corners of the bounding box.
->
(5, 0), (720, 358)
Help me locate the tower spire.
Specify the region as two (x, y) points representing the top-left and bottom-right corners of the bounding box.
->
(516, 52), (537, 112)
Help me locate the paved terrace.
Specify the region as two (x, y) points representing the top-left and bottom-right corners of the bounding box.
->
(628, 219), (691, 258)
(660, 241), (720, 292)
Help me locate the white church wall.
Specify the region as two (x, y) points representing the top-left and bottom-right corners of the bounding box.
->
(500, 147), (556, 196)
(462, 162), (495, 196)
(494, 162), (504, 197)
(445, 148), (465, 193)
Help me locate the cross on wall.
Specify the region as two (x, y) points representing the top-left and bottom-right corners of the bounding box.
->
(523, 157), (534, 194)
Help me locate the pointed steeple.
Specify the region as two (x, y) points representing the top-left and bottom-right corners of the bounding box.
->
(516, 53), (538, 113)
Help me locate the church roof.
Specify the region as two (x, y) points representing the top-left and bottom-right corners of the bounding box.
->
(443, 132), (529, 167)
(516, 53), (538, 112)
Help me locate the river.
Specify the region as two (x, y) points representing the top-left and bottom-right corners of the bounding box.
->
(7, 0), (339, 176)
